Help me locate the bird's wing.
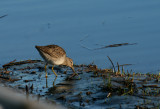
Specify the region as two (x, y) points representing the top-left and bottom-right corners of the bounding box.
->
(36, 45), (66, 58)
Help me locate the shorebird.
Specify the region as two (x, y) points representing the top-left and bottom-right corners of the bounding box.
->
(35, 45), (77, 78)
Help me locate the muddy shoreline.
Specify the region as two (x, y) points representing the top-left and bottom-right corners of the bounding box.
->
(0, 60), (160, 109)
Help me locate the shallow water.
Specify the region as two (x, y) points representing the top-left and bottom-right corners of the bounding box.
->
(0, 0), (160, 73)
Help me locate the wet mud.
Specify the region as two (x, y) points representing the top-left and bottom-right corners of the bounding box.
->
(0, 60), (160, 109)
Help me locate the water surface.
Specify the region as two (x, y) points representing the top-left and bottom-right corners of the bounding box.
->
(0, 0), (160, 73)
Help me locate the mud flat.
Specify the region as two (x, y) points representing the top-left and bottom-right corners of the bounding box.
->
(0, 60), (160, 109)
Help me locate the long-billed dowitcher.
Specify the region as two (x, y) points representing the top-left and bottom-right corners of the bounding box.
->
(35, 45), (77, 78)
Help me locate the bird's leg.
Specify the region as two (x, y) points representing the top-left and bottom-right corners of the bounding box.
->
(46, 77), (48, 88)
(52, 65), (58, 77)
(45, 64), (48, 78)
(53, 76), (57, 86)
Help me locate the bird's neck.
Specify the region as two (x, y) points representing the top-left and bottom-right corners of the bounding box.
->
(62, 57), (69, 66)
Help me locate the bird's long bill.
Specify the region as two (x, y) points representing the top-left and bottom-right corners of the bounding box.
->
(70, 67), (79, 78)
(71, 67), (76, 73)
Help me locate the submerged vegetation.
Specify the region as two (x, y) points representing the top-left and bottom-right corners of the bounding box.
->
(0, 58), (160, 109)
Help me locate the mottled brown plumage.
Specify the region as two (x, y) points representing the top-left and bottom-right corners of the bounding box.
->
(35, 45), (66, 59)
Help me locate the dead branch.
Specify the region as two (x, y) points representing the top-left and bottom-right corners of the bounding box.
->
(3, 60), (42, 68)
(0, 14), (8, 19)
(81, 42), (137, 50)
(94, 43), (137, 50)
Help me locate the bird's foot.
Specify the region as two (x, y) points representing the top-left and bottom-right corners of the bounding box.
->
(66, 73), (80, 80)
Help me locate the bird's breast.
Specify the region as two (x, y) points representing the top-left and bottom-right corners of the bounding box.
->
(52, 57), (65, 65)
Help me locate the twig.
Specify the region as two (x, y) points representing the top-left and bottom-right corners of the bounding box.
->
(107, 56), (115, 72)
(117, 62), (120, 72)
(0, 14), (8, 19)
(94, 43), (137, 50)
(2, 59), (16, 68)
(117, 64), (133, 67)
(117, 62), (120, 75)
(81, 42), (137, 50)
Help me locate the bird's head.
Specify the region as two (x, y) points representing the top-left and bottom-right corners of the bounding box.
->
(65, 57), (75, 73)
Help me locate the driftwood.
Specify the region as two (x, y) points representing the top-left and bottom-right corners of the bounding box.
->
(94, 43), (137, 50)
(0, 14), (8, 19)
(3, 60), (42, 68)
(81, 43), (137, 50)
